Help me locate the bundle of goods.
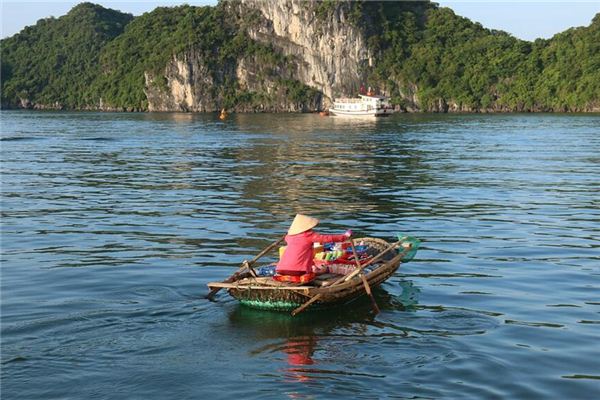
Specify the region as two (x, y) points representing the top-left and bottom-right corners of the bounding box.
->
(274, 241), (373, 279)
(313, 241), (371, 267)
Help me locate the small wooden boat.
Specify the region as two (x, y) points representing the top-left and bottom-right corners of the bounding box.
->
(207, 236), (418, 315)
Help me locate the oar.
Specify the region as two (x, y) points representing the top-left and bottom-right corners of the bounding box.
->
(349, 239), (380, 315)
(206, 235), (285, 300)
(292, 239), (404, 316)
(291, 293), (323, 316)
(331, 239), (404, 285)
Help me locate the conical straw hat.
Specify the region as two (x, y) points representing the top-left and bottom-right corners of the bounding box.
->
(287, 214), (319, 235)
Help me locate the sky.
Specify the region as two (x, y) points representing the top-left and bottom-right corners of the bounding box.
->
(2, 1), (600, 41)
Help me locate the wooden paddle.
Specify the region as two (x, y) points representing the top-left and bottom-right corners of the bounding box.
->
(350, 239), (380, 315)
(332, 239), (404, 285)
(291, 239), (404, 316)
(206, 235), (285, 300)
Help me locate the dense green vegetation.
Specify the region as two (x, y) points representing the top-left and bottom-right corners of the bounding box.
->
(358, 2), (599, 111)
(1, 1), (598, 112)
(1, 2), (316, 110)
(503, 15), (600, 111)
(93, 4), (237, 109)
(1, 3), (133, 109)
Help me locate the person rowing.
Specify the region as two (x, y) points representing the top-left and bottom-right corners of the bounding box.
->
(275, 214), (351, 283)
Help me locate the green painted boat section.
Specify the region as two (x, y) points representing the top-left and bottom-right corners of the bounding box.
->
(239, 299), (302, 311)
(238, 298), (344, 312)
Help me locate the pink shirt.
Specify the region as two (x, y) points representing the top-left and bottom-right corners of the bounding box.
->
(277, 230), (347, 274)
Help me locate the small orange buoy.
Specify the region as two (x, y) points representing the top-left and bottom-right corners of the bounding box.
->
(219, 108), (227, 120)
(319, 110), (329, 117)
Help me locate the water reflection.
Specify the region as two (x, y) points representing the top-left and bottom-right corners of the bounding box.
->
(376, 280), (421, 312)
(209, 115), (434, 227)
(283, 336), (318, 383)
(227, 282), (422, 380)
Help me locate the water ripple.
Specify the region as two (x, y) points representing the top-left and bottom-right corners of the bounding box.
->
(2, 111), (599, 399)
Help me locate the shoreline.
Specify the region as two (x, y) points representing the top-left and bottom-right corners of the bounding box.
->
(0, 106), (600, 115)
(2, 107), (600, 115)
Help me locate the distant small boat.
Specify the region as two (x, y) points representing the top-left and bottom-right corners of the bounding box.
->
(219, 108), (227, 120)
(330, 94), (394, 117)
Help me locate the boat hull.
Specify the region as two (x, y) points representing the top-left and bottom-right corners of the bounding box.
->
(225, 238), (403, 312)
(232, 260), (400, 311)
(329, 108), (393, 117)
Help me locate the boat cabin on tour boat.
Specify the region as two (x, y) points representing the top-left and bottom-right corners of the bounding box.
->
(330, 93), (394, 117)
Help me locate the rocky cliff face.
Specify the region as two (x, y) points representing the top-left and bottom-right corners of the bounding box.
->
(226, 0), (371, 108)
(145, 51), (222, 112)
(144, 0), (369, 112)
(233, 53), (323, 112)
(146, 50), (322, 112)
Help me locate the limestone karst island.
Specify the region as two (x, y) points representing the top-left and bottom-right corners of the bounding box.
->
(1, 0), (599, 113)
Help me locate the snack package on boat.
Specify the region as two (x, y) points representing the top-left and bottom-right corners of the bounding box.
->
(256, 265), (277, 277)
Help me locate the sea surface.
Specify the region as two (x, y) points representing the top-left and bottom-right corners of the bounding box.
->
(1, 111), (599, 399)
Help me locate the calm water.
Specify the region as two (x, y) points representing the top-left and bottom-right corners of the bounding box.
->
(1, 111), (599, 399)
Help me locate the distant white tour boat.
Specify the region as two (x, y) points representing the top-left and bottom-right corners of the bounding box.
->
(330, 93), (394, 117)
